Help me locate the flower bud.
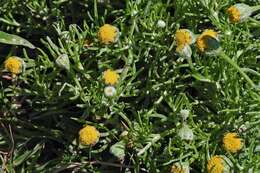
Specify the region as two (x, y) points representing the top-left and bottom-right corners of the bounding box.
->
(56, 54), (70, 71)
(178, 124), (194, 141)
(104, 86), (116, 97)
(180, 109), (189, 120)
(157, 20), (166, 28)
(227, 3), (254, 23)
(110, 140), (126, 160)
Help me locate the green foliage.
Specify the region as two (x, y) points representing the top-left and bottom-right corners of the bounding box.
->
(0, 31), (35, 49)
(0, 0), (260, 172)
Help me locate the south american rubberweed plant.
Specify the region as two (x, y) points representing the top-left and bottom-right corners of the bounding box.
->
(1, 0), (260, 172)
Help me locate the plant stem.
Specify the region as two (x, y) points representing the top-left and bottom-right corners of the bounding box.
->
(219, 51), (255, 88)
(94, 0), (98, 21)
(251, 5), (260, 12)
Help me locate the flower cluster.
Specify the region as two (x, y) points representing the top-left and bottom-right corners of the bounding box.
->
(103, 69), (119, 97)
(206, 132), (242, 173)
(1, 1), (257, 172)
(174, 3), (259, 59)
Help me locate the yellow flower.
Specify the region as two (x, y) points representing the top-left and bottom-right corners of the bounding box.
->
(175, 29), (193, 47)
(223, 132), (242, 153)
(207, 156), (224, 173)
(196, 29), (218, 52)
(79, 125), (100, 146)
(4, 56), (23, 75)
(171, 163), (189, 173)
(103, 69), (119, 85)
(227, 6), (240, 23)
(175, 29), (195, 58)
(98, 24), (119, 44)
(227, 4), (253, 23)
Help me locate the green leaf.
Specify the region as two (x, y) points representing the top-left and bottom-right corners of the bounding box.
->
(0, 31), (35, 49)
(13, 144), (43, 166)
(109, 140), (126, 160)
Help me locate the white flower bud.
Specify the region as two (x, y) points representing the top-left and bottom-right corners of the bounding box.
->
(157, 20), (166, 28)
(178, 124), (194, 141)
(104, 86), (116, 97)
(180, 109), (189, 120)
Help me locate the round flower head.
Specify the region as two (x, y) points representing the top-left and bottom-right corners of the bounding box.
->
(207, 155), (232, 173)
(175, 29), (195, 47)
(227, 3), (253, 23)
(207, 156), (224, 173)
(104, 86), (116, 97)
(196, 29), (220, 54)
(4, 56), (24, 75)
(171, 162), (190, 173)
(103, 69), (119, 85)
(178, 124), (194, 141)
(79, 125), (100, 146)
(98, 24), (119, 44)
(157, 19), (166, 28)
(223, 132), (242, 153)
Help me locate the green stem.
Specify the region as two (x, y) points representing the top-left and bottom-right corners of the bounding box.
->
(219, 51), (255, 88)
(251, 5), (260, 12)
(187, 56), (194, 70)
(249, 18), (260, 26)
(94, 0), (98, 21)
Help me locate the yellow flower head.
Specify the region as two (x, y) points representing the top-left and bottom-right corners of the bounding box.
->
(207, 156), (224, 173)
(223, 132), (242, 153)
(98, 24), (119, 44)
(196, 29), (218, 52)
(226, 4), (253, 23)
(171, 163), (189, 173)
(4, 56), (23, 75)
(79, 125), (100, 146)
(227, 6), (240, 23)
(171, 166), (185, 173)
(175, 29), (193, 47)
(103, 69), (119, 85)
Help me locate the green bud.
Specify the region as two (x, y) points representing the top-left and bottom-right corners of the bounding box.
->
(56, 54), (70, 71)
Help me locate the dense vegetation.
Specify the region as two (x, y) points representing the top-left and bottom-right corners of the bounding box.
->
(0, 0), (259, 172)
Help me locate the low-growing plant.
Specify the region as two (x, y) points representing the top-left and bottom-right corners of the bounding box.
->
(0, 0), (260, 172)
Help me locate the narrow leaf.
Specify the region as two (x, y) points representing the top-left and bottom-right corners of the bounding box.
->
(0, 31), (35, 49)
